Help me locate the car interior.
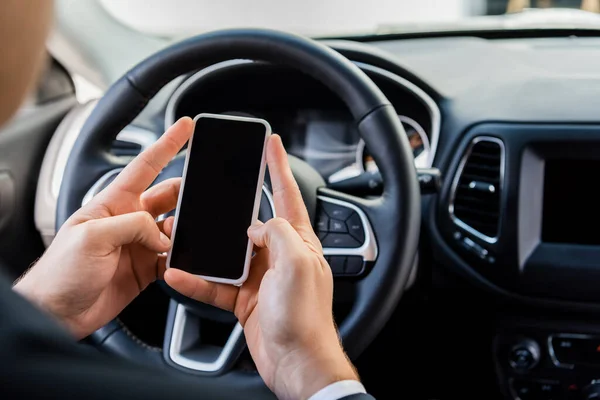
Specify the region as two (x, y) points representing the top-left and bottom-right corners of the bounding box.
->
(6, 0), (600, 399)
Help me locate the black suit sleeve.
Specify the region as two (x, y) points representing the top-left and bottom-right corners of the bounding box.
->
(340, 395), (376, 400)
(0, 273), (264, 400)
(0, 272), (377, 400)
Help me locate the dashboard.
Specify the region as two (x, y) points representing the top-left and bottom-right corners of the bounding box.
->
(164, 60), (438, 185)
(157, 36), (600, 400)
(35, 34), (600, 400)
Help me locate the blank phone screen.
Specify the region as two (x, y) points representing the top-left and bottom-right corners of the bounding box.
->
(169, 116), (267, 280)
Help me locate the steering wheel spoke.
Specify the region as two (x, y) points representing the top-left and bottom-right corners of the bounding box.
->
(163, 300), (246, 375)
(315, 187), (379, 278)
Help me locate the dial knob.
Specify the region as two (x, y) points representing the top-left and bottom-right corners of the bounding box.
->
(509, 338), (540, 371)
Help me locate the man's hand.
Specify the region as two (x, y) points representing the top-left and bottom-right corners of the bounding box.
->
(164, 135), (358, 400)
(13, 117), (193, 339)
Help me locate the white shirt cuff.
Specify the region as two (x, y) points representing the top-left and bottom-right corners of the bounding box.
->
(307, 380), (367, 400)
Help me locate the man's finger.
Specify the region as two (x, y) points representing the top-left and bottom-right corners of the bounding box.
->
(109, 117), (193, 195)
(267, 134), (312, 228)
(267, 135), (321, 249)
(164, 268), (239, 311)
(157, 254), (168, 280)
(141, 178), (181, 218)
(158, 216), (175, 238)
(247, 217), (306, 257)
(83, 211), (171, 254)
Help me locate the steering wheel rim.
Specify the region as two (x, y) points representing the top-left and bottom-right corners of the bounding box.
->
(57, 28), (420, 386)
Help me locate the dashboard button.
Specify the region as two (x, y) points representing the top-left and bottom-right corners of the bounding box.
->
(322, 233), (360, 248)
(328, 256), (346, 275)
(346, 213), (365, 244)
(512, 379), (535, 400)
(566, 383), (580, 400)
(345, 256), (364, 275)
(329, 219), (348, 233)
(534, 381), (562, 400)
(510, 348), (536, 371)
(316, 212), (329, 232)
(509, 339), (540, 371)
(322, 203), (353, 221)
(550, 336), (583, 365)
(580, 338), (600, 366)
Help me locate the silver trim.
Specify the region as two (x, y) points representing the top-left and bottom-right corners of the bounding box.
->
(327, 164), (362, 184)
(355, 62), (440, 169)
(169, 303), (244, 373)
(262, 185), (276, 218)
(114, 125), (157, 153)
(448, 136), (505, 244)
(81, 168), (124, 207)
(354, 114), (431, 175)
(37, 96), (156, 242)
(547, 333), (595, 369)
(51, 104), (155, 201)
(355, 139), (367, 168)
(399, 114), (431, 168)
(318, 195), (378, 262)
(164, 60), (441, 170)
(80, 125), (158, 207)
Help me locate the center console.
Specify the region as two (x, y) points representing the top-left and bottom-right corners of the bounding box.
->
(495, 318), (600, 400)
(439, 123), (600, 303)
(436, 123), (600, 399)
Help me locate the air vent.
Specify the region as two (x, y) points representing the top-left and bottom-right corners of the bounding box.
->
(449, 137), (504, 242)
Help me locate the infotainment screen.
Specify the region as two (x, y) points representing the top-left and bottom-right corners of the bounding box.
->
(542, 159), (600, 245)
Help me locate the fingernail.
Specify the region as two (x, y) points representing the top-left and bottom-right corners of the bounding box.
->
(160, 232), (171, 246)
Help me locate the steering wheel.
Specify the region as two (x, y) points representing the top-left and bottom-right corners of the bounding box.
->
(56, 29), (420, 396)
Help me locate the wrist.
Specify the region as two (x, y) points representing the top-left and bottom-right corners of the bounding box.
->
(13, 271), (42, 306)
(275, 338), (359, 400)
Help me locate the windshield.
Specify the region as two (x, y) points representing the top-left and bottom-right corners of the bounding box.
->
(97, 0), (600, 38)
(52, 0), (600, 96)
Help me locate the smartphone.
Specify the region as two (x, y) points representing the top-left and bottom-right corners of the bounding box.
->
(166, 113), (271, 285)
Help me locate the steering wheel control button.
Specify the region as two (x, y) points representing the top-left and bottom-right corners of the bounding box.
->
(318, 231), (328, 241)
(509, 339), (540, 372)
(322, 202), (353, 221)
(328, 256), (346, 275)
(416, 167), (442, 194)
(322, 233), (360, 248)
(345, 256), (364, 275)
(329, 219), (348, 233)
(316, 212), (329, 232)
(346, 213), (365, 244)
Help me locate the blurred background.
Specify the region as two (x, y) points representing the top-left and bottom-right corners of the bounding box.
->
(50, 0), (600, 101)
